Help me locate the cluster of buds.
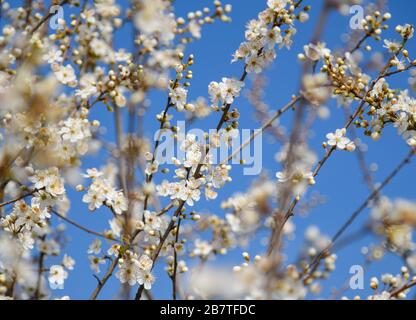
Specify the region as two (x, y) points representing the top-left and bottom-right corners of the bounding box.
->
(176, 1), (233, 43)
(366, 267), (415, 300)
(360, 11), (392, 41)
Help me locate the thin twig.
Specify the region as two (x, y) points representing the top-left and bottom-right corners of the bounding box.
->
(171, 216), (182, 300)
(268, 38), (409, 257)
(390, 279), (416, 298)
(30, 0), (69, 35)
(90, 256), (120, 300)
(134, 1), (307, 299)
(224, 95), (302, 164)
(34, 248), (45, 299)
(381, 63), (416, 79)
(0, 189), (38, 208)
(51, 209), (119, 242)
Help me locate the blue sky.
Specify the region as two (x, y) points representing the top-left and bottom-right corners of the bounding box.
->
(10, 0), (416, 299)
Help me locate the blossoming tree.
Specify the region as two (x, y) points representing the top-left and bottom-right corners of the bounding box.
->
(0, 0), (416, 300)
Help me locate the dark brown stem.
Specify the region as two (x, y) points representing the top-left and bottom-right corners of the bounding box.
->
(172, 216), (182, 300)
(51, 209), (118, 242)
(30, 0), (69, 35)
(390, 279), (416, 298)
(34, 250), (45, 299)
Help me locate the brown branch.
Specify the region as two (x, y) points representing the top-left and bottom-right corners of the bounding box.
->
(51, 209), (119, 243)
(90, 256), (120, 300)
(225, 95), (302, 164)
(0, 189), (39, 208)
(30, 0), (69, 35)
(171, 216), (182, 300)
(268, 38), (409, 257)
(304, 149), (415, 282)
(134, 63), (249, 300)
(390, 279), (416, 298)
(381, 63), (416, 79)
(134, 0), (306, 300)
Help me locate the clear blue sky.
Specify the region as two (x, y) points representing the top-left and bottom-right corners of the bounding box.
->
(17, 0), (416, 299)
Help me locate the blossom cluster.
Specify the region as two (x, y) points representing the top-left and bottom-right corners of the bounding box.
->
(82, 168), (128, 214)
(232, 0), (310, 73)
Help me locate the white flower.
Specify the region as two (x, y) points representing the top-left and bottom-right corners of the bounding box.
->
(208, 81), (222, 107)
(232, 42), (251, 62)
(193, 239), (213, 258)
(368, 291), (391, 300)
(189, 20), (201, 39)
(115, 50), (132, 62)
(391, 56), (405, 70)
(183, 148), (203, 169)
(108, 244), (121, 257)
(276, 169), (315, 195)
(383, 40), (401, 53)
(396, 24), (414, 39)
(144, 210), (162, 232)
(265, 26), (283, 48)
(18, 231), (34, 251)
(82, 168), (103, 179)
(219, 77), (244, 104)
(117, 256), (141, 286)
(246, 55), (265, 74)
(62, 255), (75, 270)
(156, 180), (171, 197)
(30, 197), (50, 220)
(267, 0), (289, 12)
(54, 64), (77, 87)
(145, 160), (159, 176)
(326, 128), (355, 151)
(405, 130), (416, 146)
(82, 189), (105, 210)
(303, 42), (330, 61)
(45, 176), (66, 197)
(137, 271), (155, 290)
(109, 219), (123, 238)
(76, 74), (98, 100)
(60, 118), (85, 143)
(245, 19), (266, 41)
(14, 201), (40, 231)
(89, 256), (106, 273)
(134, 0), (176, 44)
(370, 78), (387, 99)
(169, 181), (186, 202)
(48, 265), (68, 289)
(205, 186), (218, 200)
(43, 48), (63, 64)
(180, 133), (198, 152)
(29, 167), (61, 191)
(87, 239), (102, 255)
(111, 191), (128, 215)
(209, 165), (232, 189)
(209, 78), (244, 106)
(90, 38), (111, 57)
(115, 91), (127, 107)
(82, 177), (113, 211)
(181, 185), (201, 207)
(137, 254), (153, 271)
